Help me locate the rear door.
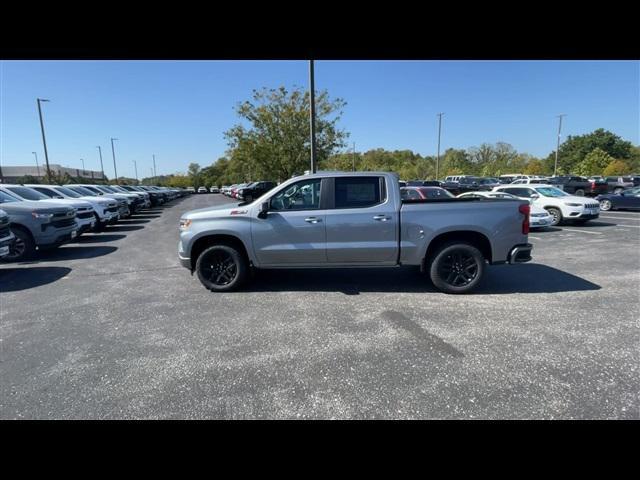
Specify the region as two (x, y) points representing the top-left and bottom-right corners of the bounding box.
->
(324, 176), (398, 264)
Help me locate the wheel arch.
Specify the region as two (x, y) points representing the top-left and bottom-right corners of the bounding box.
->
(189, 233), (251, 271)
(422, 230), (492, 270)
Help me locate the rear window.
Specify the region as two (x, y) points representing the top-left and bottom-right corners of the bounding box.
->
(334, 177), (382, 208)
(419, 187), (454, 199)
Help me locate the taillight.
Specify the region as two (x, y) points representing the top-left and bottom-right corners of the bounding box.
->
(519, 204), (530, 234)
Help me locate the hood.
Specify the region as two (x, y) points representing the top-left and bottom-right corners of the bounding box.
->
(33, 198), (93, 209)
(0, 199), (75, 214)
(80, 196), (114, 206)
(182, 202), (242, 220)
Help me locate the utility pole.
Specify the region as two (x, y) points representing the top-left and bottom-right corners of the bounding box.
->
(554, 114), (567, 177)
(80, 158), (85, 177)
(37, 98), (53, 183)
(352, 142), (356, 172)
(96, 146), (105, 182)
(309, 60), (317, 174)
(110, 138), (119, 184)
(152, 154), (157, 178)
(133, 160), (138, 184)
(32, 151), (41, 177)
(436, 112), (444, 180)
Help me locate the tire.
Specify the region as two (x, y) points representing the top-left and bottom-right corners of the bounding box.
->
(3, 227), (36, 262)
(574, 189), (585, 196)
(546, 207), (563, 226)
(93, 213), (106, 232)
(428, 242), (485, 294)
(195, 244), (248, 292)
(614, 187), (623, 194)
(599, 199), (612, 211)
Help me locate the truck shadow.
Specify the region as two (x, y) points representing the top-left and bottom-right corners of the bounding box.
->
(73, 234), (126, 243)
(0, 266), (72, 292)
(246, 264), (600, 295)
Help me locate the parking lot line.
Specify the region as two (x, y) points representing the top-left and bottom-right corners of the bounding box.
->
(599, 216), (640, 221)
(610, 224), (640, 228)
(560, 228), (603, 235)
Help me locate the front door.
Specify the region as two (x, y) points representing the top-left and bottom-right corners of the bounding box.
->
(251, 178), (327, 265)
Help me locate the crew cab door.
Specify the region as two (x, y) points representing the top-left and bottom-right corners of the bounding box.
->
(250, 177), (328, 265)
(324, 176), (398, 264)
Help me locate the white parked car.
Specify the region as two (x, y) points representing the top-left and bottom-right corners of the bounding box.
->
(457, 191), (553, 228)
(197, 187), (207, 194)
(210, 186), (220, 193)
(510, 178), (550, 185)
(492, 184), (600, 226)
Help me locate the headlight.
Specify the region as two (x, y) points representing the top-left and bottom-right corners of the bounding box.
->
(179, 219), (192, 230)
(565, 203), (582, 207)
(32, 212), (53, 220)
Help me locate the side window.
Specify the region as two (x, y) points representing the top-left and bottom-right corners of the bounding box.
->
(33, 187), (54, 198)
(334, 176), (383, 209)
(520, 188), (534, 198)
(269, 178), (321, 211)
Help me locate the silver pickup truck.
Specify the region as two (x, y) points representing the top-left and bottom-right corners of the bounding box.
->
(178, 172), (533, 294)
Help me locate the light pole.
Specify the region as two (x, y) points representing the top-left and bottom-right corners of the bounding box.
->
(96, 146), (105, 182)
(554, 114), (567, 177)
(32, 151), (41, 177)
(352, 142), (356, 172)
(436, 112), (444, 180)
(133, 160), (138, 184)
(80, 158), (85, 177)
(309, 60), (317, 174)
(36, 98), (53, 183)
(152, 154), (157, 178)
(110, 138), (119, 184)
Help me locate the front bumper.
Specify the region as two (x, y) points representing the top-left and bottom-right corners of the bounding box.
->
(531, 216), (553, 228)
(38, 227), (78, 250)
(507, 243), (533, 264)
(0, 232), (16, 258)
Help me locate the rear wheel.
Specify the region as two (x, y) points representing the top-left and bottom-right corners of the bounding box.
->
(429, 242), (485, 294)
(546, 207), (563, 226)
(614, 187), (623, 194)
(4, 227), (35, 262)
(195, 245), (248, 292)
(574, 188), (585, 196)
(599, 199), (612, 211)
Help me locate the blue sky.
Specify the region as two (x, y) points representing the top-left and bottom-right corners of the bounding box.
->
(1, 60), (638, 179)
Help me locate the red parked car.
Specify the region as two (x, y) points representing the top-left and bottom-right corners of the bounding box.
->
(400, 186), (454, 200)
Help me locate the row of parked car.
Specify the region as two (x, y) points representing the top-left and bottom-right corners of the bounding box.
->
(0, 183), (188, 262)
(220, 181), (277, 202)
(400, 181), (640, 227)
(403, 174), (640, 197)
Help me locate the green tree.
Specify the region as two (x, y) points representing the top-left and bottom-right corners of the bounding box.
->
(602, 159), (632, 176)
(545, 128), (634, 174)
(574, 148), (615, 176)
(224, 86), (348, 181)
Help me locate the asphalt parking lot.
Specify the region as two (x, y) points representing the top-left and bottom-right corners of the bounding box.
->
(1, 194), (639, 419)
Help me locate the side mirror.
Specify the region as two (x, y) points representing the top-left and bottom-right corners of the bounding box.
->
(257, 201), (269, 219)
(530, 194), (540, 199)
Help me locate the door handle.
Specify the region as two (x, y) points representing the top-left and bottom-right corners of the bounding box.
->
(373, 215), (391, 222)
(305, 217), (322, 223)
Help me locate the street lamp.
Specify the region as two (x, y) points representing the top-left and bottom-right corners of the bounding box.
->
(32, 151), (41, 177)
(436, 112), (444, 180)
(36, 98), (53, 183)
(309, 60), (317, 174)
(133, 160), (138, 184)
(81, 158), (85, 175)
(110, 138), (119, 184)
(554, 114), (567, 177)
(152, 154), (157, 178)
(96, 146), (105, 182)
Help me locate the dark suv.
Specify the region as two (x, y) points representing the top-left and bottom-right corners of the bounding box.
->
(545, 176), (594, 196)
(237, 181), (277, 203)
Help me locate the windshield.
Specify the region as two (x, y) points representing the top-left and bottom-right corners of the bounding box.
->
(95, 186), (114, 194)
(535, 187), (569, 197)
(0, 191), (20, 203)
(54, 186), (82, 198)
(4, 186), (50, 201)
(68, 186), (97, 196)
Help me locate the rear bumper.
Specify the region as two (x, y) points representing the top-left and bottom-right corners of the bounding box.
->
(507, 243), (533, 264)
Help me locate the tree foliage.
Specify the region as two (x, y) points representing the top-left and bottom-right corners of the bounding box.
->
(602, 159), (633, 176)
(223, 86), (348, 182)
(573, 148), (615, 176)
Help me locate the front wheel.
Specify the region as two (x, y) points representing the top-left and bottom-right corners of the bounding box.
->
(3, 227), (36, 262)
(613, 187), (623, 194)
(195, 245), (248, 292)
(546, 207), (563, 226)
(599, 199), (612, 211)
(429, 242), (485, 294)
(574, 189), (585, 196)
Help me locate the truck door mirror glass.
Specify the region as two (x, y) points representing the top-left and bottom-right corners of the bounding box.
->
(530, 193), (540, 199)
